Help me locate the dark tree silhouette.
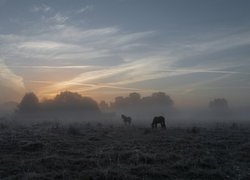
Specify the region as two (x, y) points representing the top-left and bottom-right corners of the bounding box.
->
(18, 92), (40, 113)
(44, 91), (100, 112)
(128, 93), (141, 103)
(151, 92), (173, 107)
(17, 91), (100, 114)
(17, 91), (101, 121)
(209, 98), (230, 115)
(111, 92), (173, 109)
(99, 100), (109, 112)
(110, 92), (174, 117)
(113, 96), (126, 108)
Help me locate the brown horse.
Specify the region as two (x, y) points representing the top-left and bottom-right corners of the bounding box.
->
(152, 116), (166, 129)
(121, 114), (132, 126)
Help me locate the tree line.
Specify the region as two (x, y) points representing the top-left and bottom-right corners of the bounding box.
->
(17, 91), (100, 113)
(17, 91), (230, 117)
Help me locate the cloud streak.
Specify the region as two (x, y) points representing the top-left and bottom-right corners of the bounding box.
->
(38, 55), (246, 97)
(31, 4), (51, 13)
(76, 5), (93, 14)
(0, 59), (25, 90)
(1, 3), (250, 105)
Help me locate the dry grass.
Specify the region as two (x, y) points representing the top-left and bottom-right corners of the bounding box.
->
(0, 122), (249, 179)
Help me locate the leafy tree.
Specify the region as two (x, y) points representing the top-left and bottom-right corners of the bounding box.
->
(151, 92), (174, 107)
(110, 92), (174, 116)
(209, 98), (230, 115)
(99, 100), (109, 112)
(128, 93), (141, 103)
(42, 91), (100, 112)
(18, 92), (39, 113)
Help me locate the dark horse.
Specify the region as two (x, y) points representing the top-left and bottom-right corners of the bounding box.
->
(152, 116), (166, 129)
(121, 114), (132, 126)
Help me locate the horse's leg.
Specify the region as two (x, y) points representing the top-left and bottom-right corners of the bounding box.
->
(162, 121), (166, 128)
(152, 122), (156, 129)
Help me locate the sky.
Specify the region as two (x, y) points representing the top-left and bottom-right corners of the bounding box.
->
(0, 0), (250, 108)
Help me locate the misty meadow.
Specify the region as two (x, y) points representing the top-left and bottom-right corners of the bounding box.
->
(0, 91), (250, 179)
(1, 0), (250, 179)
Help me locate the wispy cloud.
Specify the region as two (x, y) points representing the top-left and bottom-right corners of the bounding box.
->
(18, 41), (78, 50)
(46, 13), (69, 24)
(0, 59), (24, 90)
(6, 65), (94, 69)
(182, 74), (231, 94)
(31, 4), (51, 13)
(1, 5), (250, 103)
(76, 5), (93, 14)
(174, 29), (250, 62)
(38, 54), (247, 97)
(160, 68), (250, 75)
(0, 19), (156, 66)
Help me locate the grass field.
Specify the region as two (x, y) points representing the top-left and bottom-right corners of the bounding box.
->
(0, 121), (250, 180)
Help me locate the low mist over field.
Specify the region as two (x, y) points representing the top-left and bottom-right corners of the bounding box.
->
(0, 91), (249, 179)
(1, 90), (249, 127)
(0, 0), (250, 179)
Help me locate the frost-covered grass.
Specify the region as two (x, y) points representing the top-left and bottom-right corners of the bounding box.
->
(0, 121), (249, 179)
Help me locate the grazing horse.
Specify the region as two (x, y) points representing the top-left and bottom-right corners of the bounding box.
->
(121, 114), (132, 126)
(152, 116), (166, 129)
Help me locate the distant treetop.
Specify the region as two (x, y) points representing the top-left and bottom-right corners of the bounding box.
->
(52, 91), (100, 111)
(18, 92), (39, 113)
(209, 98), (230, 114)
(18, 91), (100, 113)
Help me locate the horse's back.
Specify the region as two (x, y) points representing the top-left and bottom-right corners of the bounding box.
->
(159, 116), (165, 121)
